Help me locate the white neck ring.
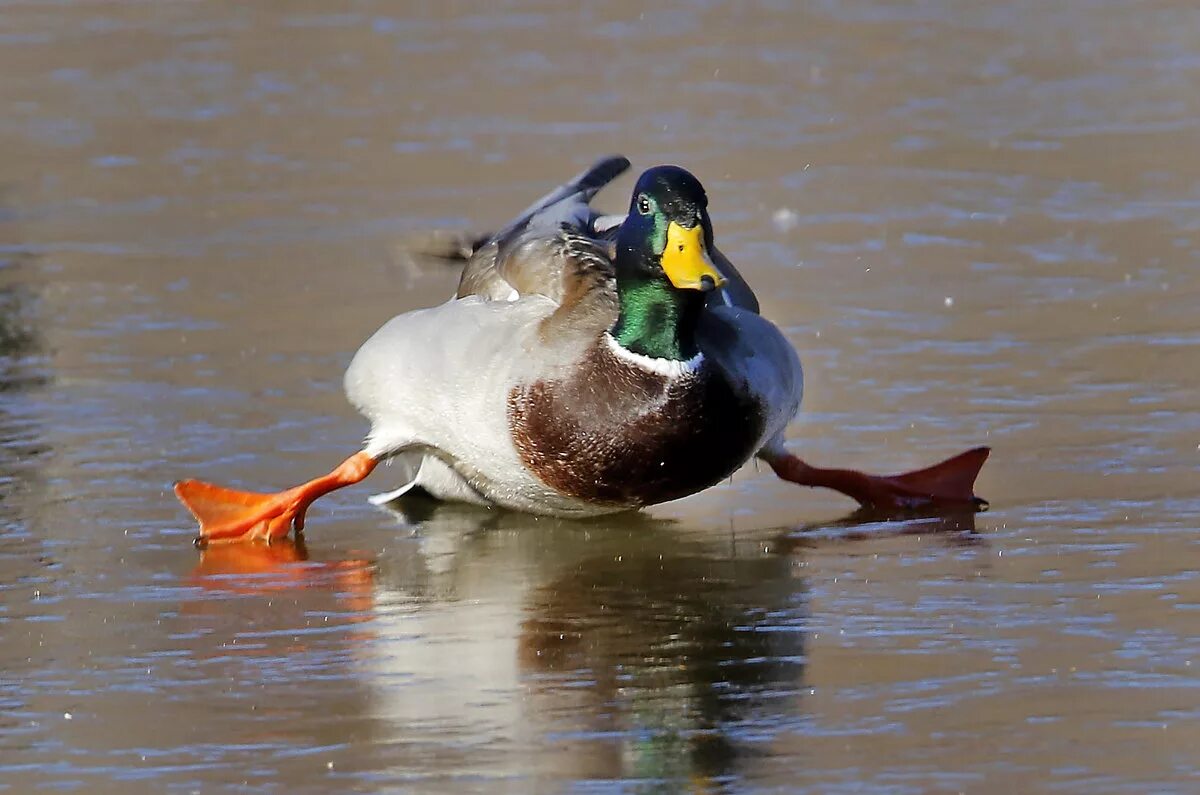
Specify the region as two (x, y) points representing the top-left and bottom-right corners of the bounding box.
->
(603, 332), (704, 378)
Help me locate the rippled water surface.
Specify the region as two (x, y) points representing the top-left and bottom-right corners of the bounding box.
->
(1, 1), (1197, 792)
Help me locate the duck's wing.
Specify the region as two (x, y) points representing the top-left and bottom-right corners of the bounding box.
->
(454, 154), (758, 313)
(698, 304), (803, 448)
(457, 155), (630, 303)
(501, 155), (630, 241)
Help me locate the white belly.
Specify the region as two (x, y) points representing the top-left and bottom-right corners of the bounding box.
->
(343, 296), (618, 517)
(369, 454), (626, 518)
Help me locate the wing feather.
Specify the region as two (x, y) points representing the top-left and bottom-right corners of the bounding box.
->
(457, 155), (630, 302)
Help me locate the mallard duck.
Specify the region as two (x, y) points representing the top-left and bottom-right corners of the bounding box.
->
(176, 156), (988, 544)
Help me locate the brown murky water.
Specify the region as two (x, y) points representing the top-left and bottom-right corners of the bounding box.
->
(1, 2), (1197, 792)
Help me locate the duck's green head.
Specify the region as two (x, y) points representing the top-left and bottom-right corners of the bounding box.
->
(615, 166), (727, 293)
(610, 166), (726, 362)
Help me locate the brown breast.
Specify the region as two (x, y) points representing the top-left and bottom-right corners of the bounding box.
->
(508, 339), (766, 508)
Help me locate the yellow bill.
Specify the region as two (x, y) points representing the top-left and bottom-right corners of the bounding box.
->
(661, 221), (726, 291)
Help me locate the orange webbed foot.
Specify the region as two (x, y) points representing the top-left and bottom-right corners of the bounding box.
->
(175, 480), (307, 545)
(764, 446), (990, 512)
(870, 446), (990, 510)
(175, 452), (378, 546)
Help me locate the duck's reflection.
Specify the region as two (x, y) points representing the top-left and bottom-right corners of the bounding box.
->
(365, 499), (807, 787)
(518, 538), (805, 783)
(178, 499), (980, 789)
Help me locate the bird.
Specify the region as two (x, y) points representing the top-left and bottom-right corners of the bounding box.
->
(175, 156), (989, 545)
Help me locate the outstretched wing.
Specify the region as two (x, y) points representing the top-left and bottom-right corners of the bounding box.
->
(454, 154), (760, 314)
(457, 155), (630, 304)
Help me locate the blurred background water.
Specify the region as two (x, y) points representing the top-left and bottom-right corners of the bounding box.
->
(0, 1), (1197, 792)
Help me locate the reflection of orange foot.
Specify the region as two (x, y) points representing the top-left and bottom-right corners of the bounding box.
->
(194, 536), (310, 576)
(175, 451), (378, 545)
(193, 536), (375, 599)
(763, 447), (990, 511)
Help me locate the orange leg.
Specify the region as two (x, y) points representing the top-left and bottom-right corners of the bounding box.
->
(175, 451), (378, 546)
(761, 446), (990, 512)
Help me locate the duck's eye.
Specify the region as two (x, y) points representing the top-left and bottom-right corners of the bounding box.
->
(636, 194), (652, 215)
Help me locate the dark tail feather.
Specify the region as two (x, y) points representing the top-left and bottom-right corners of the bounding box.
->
(402, 230), (493, 263)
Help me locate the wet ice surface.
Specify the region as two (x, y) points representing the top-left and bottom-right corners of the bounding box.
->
(1, 1), (1198, 792)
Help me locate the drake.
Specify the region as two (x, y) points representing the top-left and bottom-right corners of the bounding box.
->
(176, 156), (989, 544)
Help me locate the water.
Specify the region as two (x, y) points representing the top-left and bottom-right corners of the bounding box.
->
(1, 1), (1197, 792)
